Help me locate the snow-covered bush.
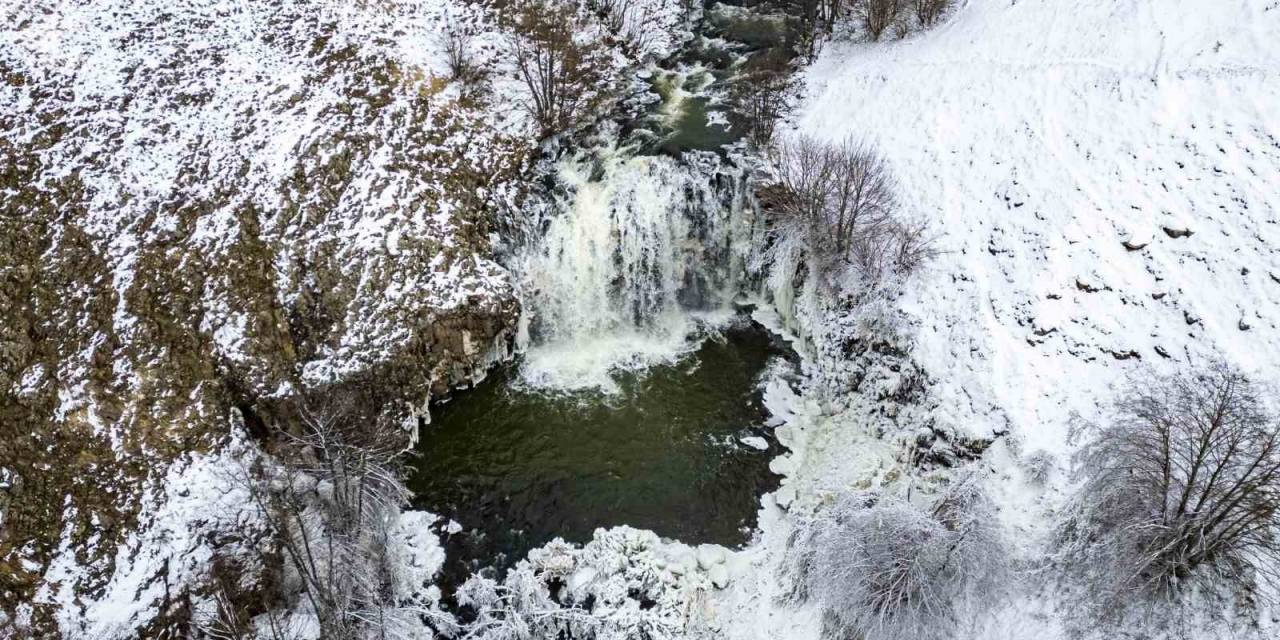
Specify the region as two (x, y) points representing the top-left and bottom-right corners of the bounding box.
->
(458, 528), (713, 640)
(854, 0), (901, 41)
(216, 397), (452, 640)
(787, 479), (1008, 640)
(763, 135), (934, 291)
(456, 569), (602, 640)
(912, 0), (951, 27)
(1057, 363), (1280, 624)
(1021, 449), (1055, 485)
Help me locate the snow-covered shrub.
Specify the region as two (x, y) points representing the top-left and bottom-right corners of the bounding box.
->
(912, 0), (951, 27)
(763, 135), (934, 292)
(456, 571), (598, 640)
(854, 0), (901, 41)
(1057, 363), (1280, 624)
(1021, 449), (1055, 485)
(787, 479), (1009, 640)
(458, 528), (711, 640)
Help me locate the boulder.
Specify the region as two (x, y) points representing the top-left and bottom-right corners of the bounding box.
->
(709, 564), (730, 589)
(696, 544), (727, 570)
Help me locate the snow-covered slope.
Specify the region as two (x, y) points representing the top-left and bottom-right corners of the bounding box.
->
(2, 0), (699, 634)
(798, 0), (1280, 449)
(1, 0), (529, 632)
(712, 1), (1280, 638)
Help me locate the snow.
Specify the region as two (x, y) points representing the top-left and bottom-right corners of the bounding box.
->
(708, 1), (1280, 638)
(464, 526), (727, 639)
(34, 432), (267, 638)
(794, 0), (1280, 450)
(12, 0), (1280, 636)
(387, 511), (449, 608)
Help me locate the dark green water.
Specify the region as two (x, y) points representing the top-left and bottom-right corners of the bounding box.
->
(408, 318), (792, 586)
(648, 70), (738, 156)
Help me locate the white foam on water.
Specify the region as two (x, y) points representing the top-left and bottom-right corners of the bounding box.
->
(516, 145), (754, 391)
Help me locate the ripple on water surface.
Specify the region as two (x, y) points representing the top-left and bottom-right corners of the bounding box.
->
(409, 317), (795, 587)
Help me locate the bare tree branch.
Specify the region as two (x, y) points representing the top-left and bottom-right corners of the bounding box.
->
(785, 478), (1009, 640)
(764, 135), (935, 289)
(1058, 362), (1280, 626)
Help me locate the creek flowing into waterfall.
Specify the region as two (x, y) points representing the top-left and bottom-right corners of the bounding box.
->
(409, 1), (798, 590)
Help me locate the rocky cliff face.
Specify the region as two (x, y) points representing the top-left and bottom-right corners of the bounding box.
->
(1, 0), (526, 629)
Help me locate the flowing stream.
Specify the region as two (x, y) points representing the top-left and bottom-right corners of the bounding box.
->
(410, 1), (796, 590)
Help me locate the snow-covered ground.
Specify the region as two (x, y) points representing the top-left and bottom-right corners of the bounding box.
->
(8, 0), (1280, 637)
(799, 0), (1280, 452)
(711, 0), (1280, 637)
(390, 2), (1280, 638)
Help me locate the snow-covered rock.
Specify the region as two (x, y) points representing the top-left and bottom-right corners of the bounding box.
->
(708, 564), (730, 589)
(696, 544), (727, 570)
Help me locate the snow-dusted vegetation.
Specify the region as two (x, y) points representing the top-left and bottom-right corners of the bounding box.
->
(733, 0), (1280, 638)
(786, 479), (1008, 640)
(1058, 363), (1280, 630)
(4, 0), (1279, 638)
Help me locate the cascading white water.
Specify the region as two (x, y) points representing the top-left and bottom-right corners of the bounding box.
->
(516, 147), (757, 391)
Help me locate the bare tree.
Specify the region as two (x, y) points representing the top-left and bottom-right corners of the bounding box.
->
(730, 51), (795, 146)
(216, 396), (454, 640)
(786, 0), (847, 60)
(764, 135), (933, 287)
(787, 0), (822, 62)
(441, 18), (485, 92)
(787, 479), (1008, 640)
(818, 0), (849, 35)
(913, 0), (951, 27)
(587, 0), (658, 52)
(509, 0), (609, 136)
(855, 0), (901, 41)
(198, 569), (306, 640)
(1058, 362), (1280, 624)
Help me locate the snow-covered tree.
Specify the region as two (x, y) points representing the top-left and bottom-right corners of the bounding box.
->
(787, 479), (1008, 640)
(764, 135), (933, 291)
(1058, 362), (1280, 625)
(212, 396), (455, 640)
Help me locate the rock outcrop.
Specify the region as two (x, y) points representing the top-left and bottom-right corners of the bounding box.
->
(1, 0), (527, 632)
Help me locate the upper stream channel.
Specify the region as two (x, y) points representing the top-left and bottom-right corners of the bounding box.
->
(409, 2), (798, 592)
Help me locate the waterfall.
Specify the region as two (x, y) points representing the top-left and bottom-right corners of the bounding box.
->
(516, 147), (757, 391)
